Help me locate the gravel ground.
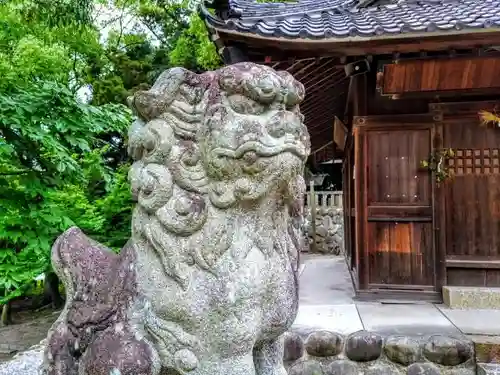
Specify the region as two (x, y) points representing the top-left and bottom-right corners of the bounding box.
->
(0, 342), (44, 375)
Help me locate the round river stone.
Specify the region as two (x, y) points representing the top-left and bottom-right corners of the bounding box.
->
(384, 336), (421, 366)
(423, 335), (472, 366)
(345, 331), (383, 362)
(305, 331), (343, 357)
(288, 360), (324, 375)
(284, 332), (305, 362)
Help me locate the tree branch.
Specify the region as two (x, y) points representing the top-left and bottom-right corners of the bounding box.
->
(0, 170), (31, 176)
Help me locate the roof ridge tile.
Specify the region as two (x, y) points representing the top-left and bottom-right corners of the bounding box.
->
(203, 0), (500, 39)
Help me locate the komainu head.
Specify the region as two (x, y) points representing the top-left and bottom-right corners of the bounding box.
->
(127, 63), (310, 284)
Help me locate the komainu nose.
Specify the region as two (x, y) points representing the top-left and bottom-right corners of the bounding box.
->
(251, 76), (279, 103)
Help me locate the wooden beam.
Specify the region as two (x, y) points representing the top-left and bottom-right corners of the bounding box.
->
(306, 77), (348, 100)
(301, 65), (344, 88)
(282, 59), (307, 74)
(301, 87), (347, 113)
(307, 116), (337, 135)
(222, 45), (249, 64)
(380, 56), (500, 96)
(289, 58), (322, 77)
(334, 117), (348, 151)
(305, 99), (346, 129)
(215, 29), (500, 58)
(296, 59), (340, 83)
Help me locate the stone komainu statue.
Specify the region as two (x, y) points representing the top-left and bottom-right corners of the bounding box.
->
(41, 62), (311, 375)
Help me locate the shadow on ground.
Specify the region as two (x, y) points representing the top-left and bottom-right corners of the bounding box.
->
(0, 309), (59, 363)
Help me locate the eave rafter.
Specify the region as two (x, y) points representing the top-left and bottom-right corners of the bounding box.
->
(258, 56), (348, 163)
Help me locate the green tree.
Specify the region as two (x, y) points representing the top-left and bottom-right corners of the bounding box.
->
(0, 0), (224, 324)
(86, 0), (222, 172)
(0, 81), (131, 307)
(0, 0), (132, 323)
(169, 12), (221, 71)
(89, 0), (221, 107)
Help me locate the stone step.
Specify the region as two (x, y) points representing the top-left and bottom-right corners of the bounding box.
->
(477, 363), (500, 375)
(470, 335), (500, 364)
(442, 286), (500, 309)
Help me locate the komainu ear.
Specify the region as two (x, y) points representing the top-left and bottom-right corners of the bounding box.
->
(129, 68), (203, 122)
(277, 70), (305, 107)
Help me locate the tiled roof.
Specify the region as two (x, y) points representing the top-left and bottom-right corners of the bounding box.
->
(202, 0), (500, 39)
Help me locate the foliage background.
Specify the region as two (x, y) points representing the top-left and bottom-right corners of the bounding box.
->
(0, 0), (221, 311)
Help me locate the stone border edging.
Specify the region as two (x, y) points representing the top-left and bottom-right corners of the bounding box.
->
(284, 329), (476, 375)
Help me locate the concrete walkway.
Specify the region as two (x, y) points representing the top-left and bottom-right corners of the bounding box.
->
(294, 254), (500, 337)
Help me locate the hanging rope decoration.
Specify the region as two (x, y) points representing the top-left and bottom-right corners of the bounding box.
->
(479, 109), (500, 127)
(420, 148), (455, 183)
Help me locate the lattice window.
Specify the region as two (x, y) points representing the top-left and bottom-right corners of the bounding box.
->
(448, 149), (500, 175)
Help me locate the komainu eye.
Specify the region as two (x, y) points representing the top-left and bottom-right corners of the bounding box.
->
(228, 94), (265, 115)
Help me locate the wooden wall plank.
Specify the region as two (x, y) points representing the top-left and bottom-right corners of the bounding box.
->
(436, 101), (500, 287)
(381, 56), (500, 95)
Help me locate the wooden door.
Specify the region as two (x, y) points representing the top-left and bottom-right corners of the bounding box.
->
(438, 101), (500, 287)
(361, 118), (436, 292)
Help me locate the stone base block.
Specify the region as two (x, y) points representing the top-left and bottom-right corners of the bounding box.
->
(443, 286), (500, 309)
(471, 335), (500, 364)
(477, 363), (500, 375)
(284, 329), (476, 375)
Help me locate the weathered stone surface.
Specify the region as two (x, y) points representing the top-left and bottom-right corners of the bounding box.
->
(0, 343), (44, 375)
(447, 369), (476, 375)
(288, 360), (324, 375)
(384, 336), (421, 366)
(477, 363), (500, 375)
(284, 332), (305, 362)
(305, 331), (343, 357)
(40, 230), (160, 375)
(443, 286), (500, 309)
(305, 207), (343, 255)
(407, 362), (441, 375)
(471, 335), (500, 363)
(345, 331), (383, 362)
(1, 330), (487, 375)
(365, 362), (401, 375)
(316, 226), (328, 238)
(324, 360), (357, 375)
(41, 63), (310, 375)
(423, 335), (472, 366)
(319, 207), (329, 216)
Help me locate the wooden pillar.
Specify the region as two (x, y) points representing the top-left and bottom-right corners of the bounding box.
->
(352, 72), (368, 291)
(309, 181), (317, 253)
(430, 103), (446, 294)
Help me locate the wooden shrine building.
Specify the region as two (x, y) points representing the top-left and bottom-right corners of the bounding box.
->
(201, 0), (500, 301)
